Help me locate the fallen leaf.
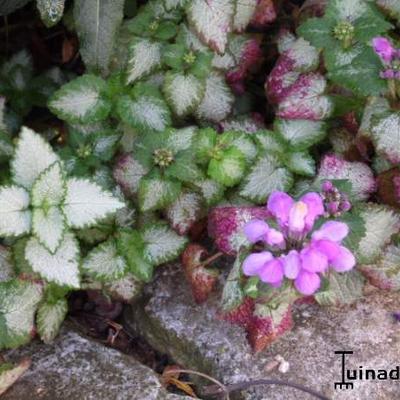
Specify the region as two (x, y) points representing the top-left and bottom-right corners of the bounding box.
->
(0, 358), (31, 396)
(161, 365), (198, 398)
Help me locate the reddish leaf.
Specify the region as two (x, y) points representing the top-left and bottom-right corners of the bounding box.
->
(377, 168), (400, 209)
(251, 0), (277, 28)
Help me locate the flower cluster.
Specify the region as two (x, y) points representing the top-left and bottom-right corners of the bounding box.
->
(321, 181), (351, 217)
(372, 37), (400, 80)
(242, 191), (356, 296)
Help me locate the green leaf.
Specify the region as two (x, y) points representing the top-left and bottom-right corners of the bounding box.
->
(339, 210), (366, 252)
(315, 270), (365, 306)
(0, 245), (14, 283)
(138, 175), (181, 212)
(82, 239), (127, 282)
(194, 178), (225, 206)
(36, 0), (65, 27)
(284, 151), (315, 177)
(239, 155), (294, 203)
(142, 223), (188, 266)
(221, 251), (245, 312)
(36, 298), (68, 343)
(154, 21), (178, 41)
(49, 75), (111, 124)
(162, 43), (185, 70)
(166, 152), (203, 183)
(163, 72), (205, 117)
(297, 17), (335, 49)
(116, 94), (171, 133)
(0, 279), (43, 350)
(194, 128), (217, 164)
(73, 0), (124, 76)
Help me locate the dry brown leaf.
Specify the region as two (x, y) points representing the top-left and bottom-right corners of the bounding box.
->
(161, 365), (198, 398)
(0, 358), (31, 396)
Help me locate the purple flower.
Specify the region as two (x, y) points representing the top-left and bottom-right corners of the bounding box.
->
(373, 37), (395, 63)
(242, 191), (356, 296)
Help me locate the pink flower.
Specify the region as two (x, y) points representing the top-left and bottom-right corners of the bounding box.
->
(373, 37), (395, 63)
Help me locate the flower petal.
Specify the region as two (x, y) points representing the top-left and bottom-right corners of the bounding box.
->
(259, 258), (284, 283)
(330, 246), (356, 272)
(300, 192), (324, 230)
(295, 270), (321, 295)
(372, 37), (395, 62)
(288, 201), (308, 233)
(267, 191), (294, 225)
(300, 246), (328, 273)
(312, 239), (341, 262)
(242, 251), (273, 276)
(266, 228), (285, 247)
(283, 250), (301, 279)
(244, 219), (270, 243)
(312, 221), (349, 242)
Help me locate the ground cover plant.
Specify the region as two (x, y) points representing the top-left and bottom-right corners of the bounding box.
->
(1, 0), (400, 388)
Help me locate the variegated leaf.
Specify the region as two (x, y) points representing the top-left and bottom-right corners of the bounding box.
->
(195, 72), (234, 122)
(31, 162), (65, 207)
(195, 179), (225, 205)
(48, 75), (111, 124)
(0, 245), (14, 282)
(221, 252), (245, 311)
(126, 38), (162, 83)
(36, 0), (65, 27)
(25, 233), (80, 288)
(233, 0), (257, 32)
(0, 185), (31, 237)
(116, 95), (171, 132)
(82, 239), (127, 282)
(285, 151), (315, 177)
(240, 155), (293, 203)
(359, 97), (390, 138)
(0, 280), (43, 349)
(36, 298), (68, 343)
(32, 207), (65, 254)
(166, 192), (204, 235)
(138, 177), (180, 212)
(103, 273), (143, 303)
(163, 72), (204, 117)
(356, 204), (400, 264)
(63, 178), (125, 229)
(11, 127), (59, 190)
(187, 0), (235, 54)
(142, 223), (188, 266)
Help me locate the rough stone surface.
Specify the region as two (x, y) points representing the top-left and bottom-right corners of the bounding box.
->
(2, 324), (191, 400)
(125, 264), (400, 400)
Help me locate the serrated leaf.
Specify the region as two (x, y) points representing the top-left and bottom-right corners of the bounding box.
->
(275, 119), (326, 150)
(82, 239), (127, 282)
(11, 127), (59, 190)
(116, 94), (171, 133)
(339, 211), (366, 252)
(240, 155), (293, 203)
(166, 153), (203, 183)
(208, 147), (246, 187)
(0, 358), (31, 396)
(221, 251), (245, 311)
(359, 97), (390, 138)
(187, 0), (235, 54)
(195, 72), (234, 122)
(285, 151), (315, 176)
(48, 75), (111, 124)
(0, 185), (31, 237)
(25, 233), (80, 288)
(142, 223), (188, 266)
(126, 38), (162, 83)
(233, 0), (257, 32)
(138, 176), (181, 212)
(103, 273), (143, 303)
(315, 270), (365, 306)
(36, 0), (65, 27)
(36, 298), (68, 343)
(254, 130), (285, 153)
(73, 0), (124, 76)
(356, 204), (400, 264)
(297, 17), (334, 50)
(31, 162), (65, 208)
(166, 126), (197, 152)
(166, 192), (203, 235)
(0, 280), (43, 349)
(371, 111), (400, 164)
(63, 178), (124, 229)
(195, 178), (225, 205)
(163, 72), (204, 117)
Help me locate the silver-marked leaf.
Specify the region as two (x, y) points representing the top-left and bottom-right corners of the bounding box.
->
(82, 239), (127, 282)
(0, 280), (43, 349)
(195, 72), (234, 122)
(285, 151), (316, 177)
(240, 155), (293, 203)
(116, 95), (171, 133)
(163, 72), (204, 117)
(48, 75), (111, 124)
(195, 178), (225, 205)
(166, 192), (204, 235)
(142, 223), (188, 266)
(233, 0), (257, 32)
(31, 162), (65, 208)
(0, 245), (14, 282)
(11, 127), (59, 190)
(0, 185), (31, 237)
(36, 298), (68, 343)
(25, 233), (80, 288)
(36, 0), (65, 27)
(73, 0), (124, 76)
(32, 207), (65, 254)
(187, 0), (235, 54)
(103, 273), (143, 303)
(221, 251), (245, 311)
(355, 204), (400, 264)
(126, 38), (162, 83)
(63, 178), (124, 229)
(359, 96), (390, 138)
